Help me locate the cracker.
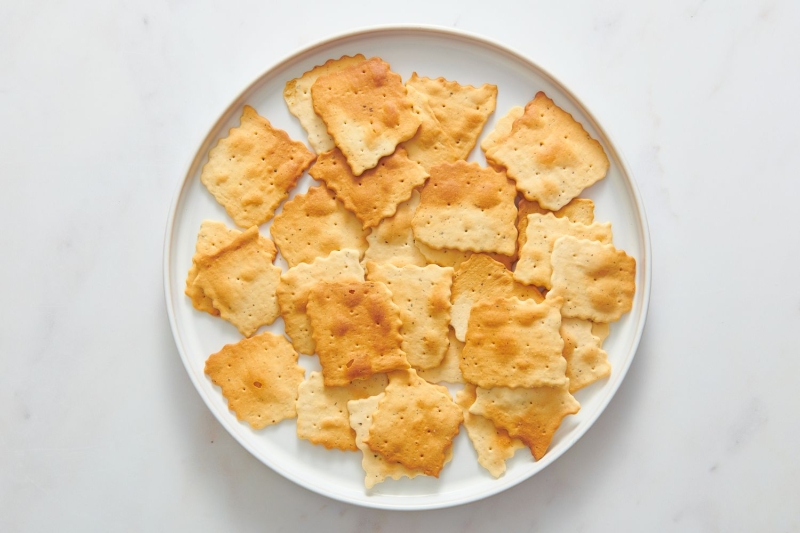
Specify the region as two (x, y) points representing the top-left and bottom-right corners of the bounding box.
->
(283, 54), (367, 153)
(548, 236), (636, 323)
(470, 384), (580, 460)
(417, 328), (464, 384)
(270, 185), (368, 267)
(517, 197), (595, 251)
(309, 147), (428, 229)
(560, 318), (611, 393)
(363, 191), (428, 267)
(456, 384), (525, 478)
(412, 161), (517, 255)
(514, 213), (612, 289)
(204, 332), (305, 429)
(406, 74), (498, 159)
(483, 92), (609, 210)
(366, 262), (453, 370)
(348, 393), (423, 488)
(306, 281), (410, 386)
(311, 57), (420, 176)
(450, 254), (543, 342)
(200, 105), (315, 228)
(296, 371), (387, 451)
(414, 239), (515, 270)
(193, 227), (282, 337)
(277, 249), (365, 355)
(185, 220), (243, 315)
(365, 369), (462, 476)
(592, 321), (610, 341)
(461, 296), (567, 388)
(399, 84), (460, 170)
(480, 106), (524, 158)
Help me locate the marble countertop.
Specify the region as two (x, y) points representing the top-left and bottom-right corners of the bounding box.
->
(2, 1), (798, 531)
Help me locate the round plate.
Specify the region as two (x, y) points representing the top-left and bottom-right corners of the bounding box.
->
(163, 25), (651, 510)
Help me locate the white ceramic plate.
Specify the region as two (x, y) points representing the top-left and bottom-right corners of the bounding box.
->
(164, 25), (651, 510)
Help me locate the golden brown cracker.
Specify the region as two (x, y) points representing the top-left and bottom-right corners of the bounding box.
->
(471, 384), (580, 460)
(311, 57), (420, 176)
(366, 262), (453, 370)
(200, 105), (315, 228)
(456, 384), (525, 478)
(270, 185), (368, 267)
(295, 371), (387, 451)
(412, 161), (517, 256)
(204, 332), (305, 429)
(400, 84), (460, 170)
(560, 318), (611, 392)
(484, 92), (609, 211)
(363, 191), (428, 267)
(284, 55), (367, 153)
(193, 227), (282, 337)
(306, 280), (410, 386)
(309, 147), (428, 229)
(514, 213), (612, 289)
(461, 296), (567, 388)
(276, 249), (365, 355)
(450, 254), (543, 342)
(517, 197), (595, 251)
(185, 220), (243, 315)
(548, 236), (636, 323)
(417, 328), (464, 384)
(365, 369), (462, 476)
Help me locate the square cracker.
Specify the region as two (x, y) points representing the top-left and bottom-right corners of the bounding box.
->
(306, 280), (410, 386)
(548, 236), (636, 323)
(461, 296), (567, 389)
(399, 84), (460, 171)
(514, 213), (612, 289)
(185, 220), (244, 316)
(470, 384), (580, 460)
(561, 318), (611, 393)
(456, 384), (525, 478)
(517, 197), (595, 251)
(295, 371), (387, 451)
(309, 147), (428, 229)
(270, 185), (368, 267)
(417, 328), (464, 384)
(193, 226), (282, 337)
(412, 161), (517, 256)
(483, 92), (610, 211)
(363, 191), (428, 267)
(406, 73), (498, 159)
(204, 332), (305, 429)
(283, 54), (367, 153)
(311, 57), (420, 176)
(450, 254), (543, 342)
(365, 369), (462, 477)
(366, 262), (453, 370)
(277, 249), (365, 355)
(200, 105), (315, 228)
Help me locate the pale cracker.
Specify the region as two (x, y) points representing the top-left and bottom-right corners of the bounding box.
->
(414, 239), (515, 270)
(193, 227), (282, 337)
(560, 318), (611, 393)
(309, 147), (428, 229)
(450, 254), (543, 342)
(461, 296), (567, 388)
(204, 332), (305, 429)
(365, 369), (462, 476)
(412, 161), (517, 255)
(417, 328), (464, 384)
(295, 371), (387, 451)
(270, 185), (368, 267)
(366, 262), (453, 370)
(480, 106), (524, 158)
(200, 105), (315, 228)
(306, 280), (410, 386)
(399, 84), (460, 170)
(283, 54), (367, 153)
(406, 73), (498, 159)
(276, 249), (365, 355)
(363, 191), (427, 267)
(185, 220), (243, 316)
(548, 236), (636, 323)
(514, 213), (612, 289)
(311, 57), (420, 176)
(456, 384), (525, 478)
(517, 197), (595, 251)
(472, 384), (580, 460)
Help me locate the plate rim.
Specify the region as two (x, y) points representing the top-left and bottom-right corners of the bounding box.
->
(162, 23), (652, 511)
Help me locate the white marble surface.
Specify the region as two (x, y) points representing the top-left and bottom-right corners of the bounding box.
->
(1, 1), (798, 531)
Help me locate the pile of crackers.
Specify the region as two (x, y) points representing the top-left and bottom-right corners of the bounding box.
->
(185, 55), (636, 487)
